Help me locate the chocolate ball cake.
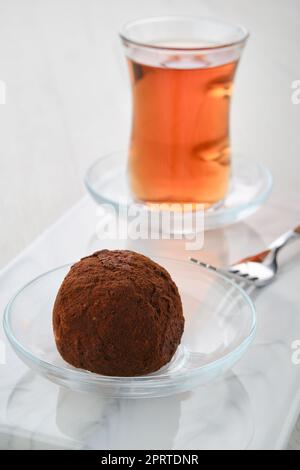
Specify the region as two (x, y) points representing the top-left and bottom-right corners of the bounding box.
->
(53, 250), (184, 376)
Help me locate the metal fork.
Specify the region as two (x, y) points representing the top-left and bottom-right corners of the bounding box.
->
(190, 226), (300, 288)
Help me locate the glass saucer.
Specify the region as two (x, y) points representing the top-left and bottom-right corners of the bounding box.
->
(4, 257), (256, 398)
(85, 151), (272, 231)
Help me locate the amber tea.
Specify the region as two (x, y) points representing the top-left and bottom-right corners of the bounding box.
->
(121, 18), (248, 207)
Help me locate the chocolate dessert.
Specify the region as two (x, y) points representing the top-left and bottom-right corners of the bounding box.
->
(53, 250), (184, 376)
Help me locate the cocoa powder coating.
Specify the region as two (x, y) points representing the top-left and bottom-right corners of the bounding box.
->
(53, 250), (184, 376)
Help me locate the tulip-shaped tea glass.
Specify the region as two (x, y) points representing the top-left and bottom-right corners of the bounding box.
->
(120, 16), (249, 208)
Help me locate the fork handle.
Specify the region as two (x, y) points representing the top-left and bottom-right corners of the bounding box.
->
(269, 225), (300, 252)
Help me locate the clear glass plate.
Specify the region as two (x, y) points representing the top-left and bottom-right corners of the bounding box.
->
(85, 151), (272, 231)
(3, 257), (256, 398)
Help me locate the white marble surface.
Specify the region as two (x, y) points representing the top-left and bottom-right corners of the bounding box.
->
(1, 193), (300, 450)
(1, 0), (300, 450)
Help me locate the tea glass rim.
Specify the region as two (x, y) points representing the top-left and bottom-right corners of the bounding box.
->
(119, 15), (249, 52)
